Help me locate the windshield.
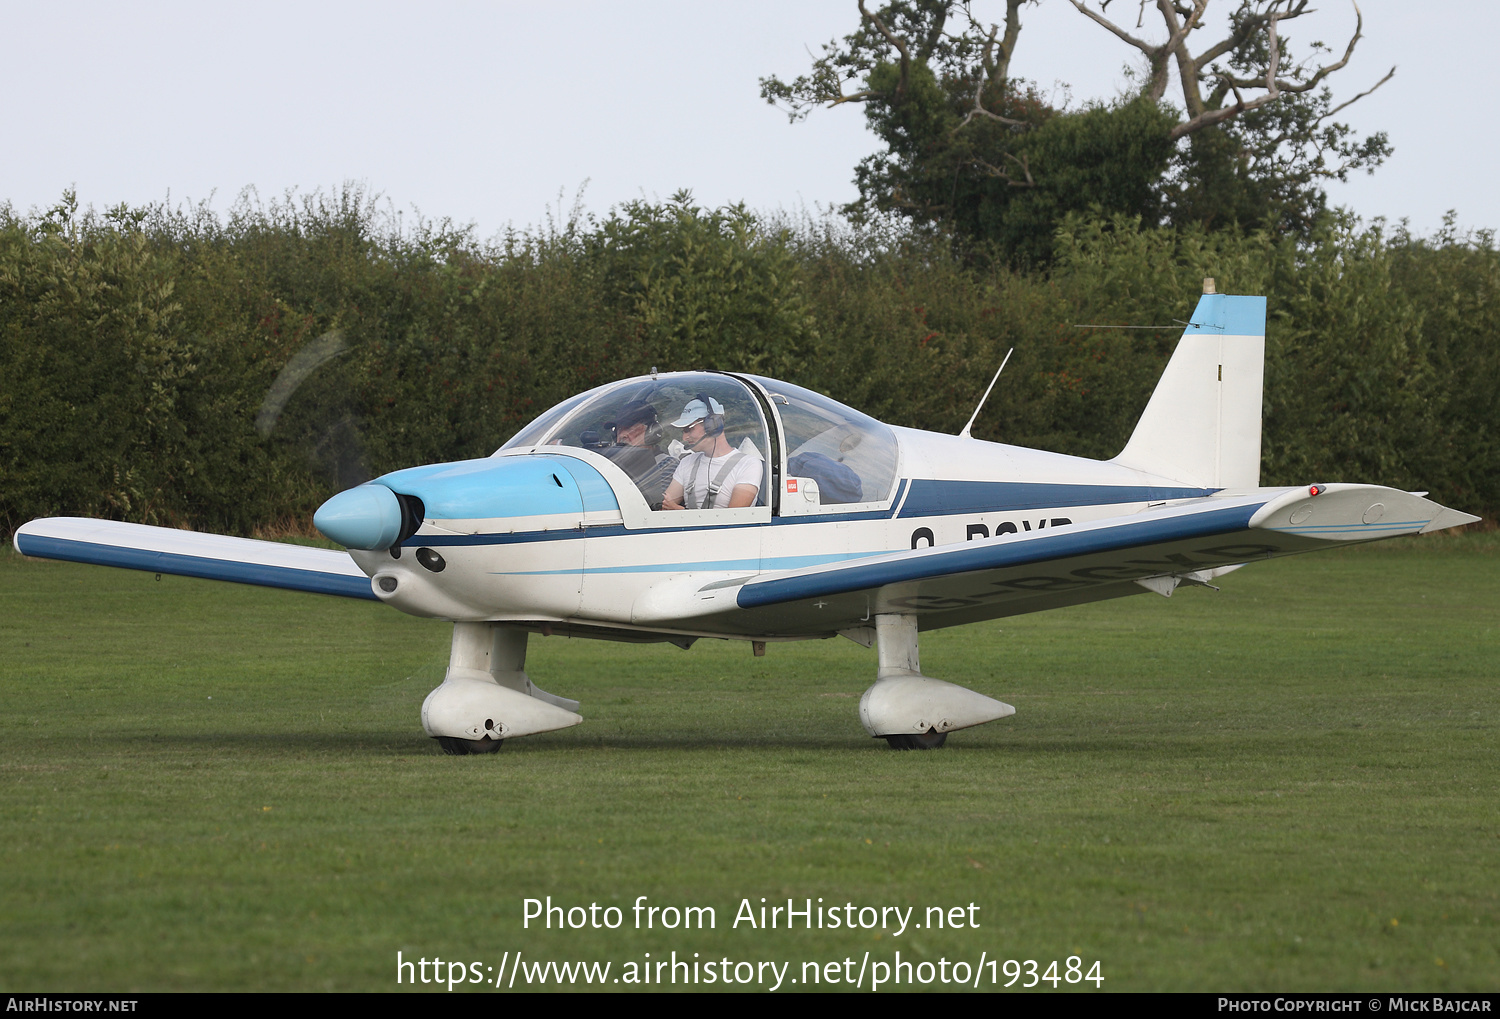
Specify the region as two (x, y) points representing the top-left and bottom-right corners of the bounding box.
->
(498, 382), (616, 451)
(499, 373), (772, 510)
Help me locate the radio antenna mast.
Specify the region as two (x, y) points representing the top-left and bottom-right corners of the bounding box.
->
(958, 347), (1013, 440)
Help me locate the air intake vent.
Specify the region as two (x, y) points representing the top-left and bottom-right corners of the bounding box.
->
(393, 493), (426, 548)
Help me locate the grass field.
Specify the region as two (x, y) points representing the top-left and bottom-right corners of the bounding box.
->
(1, 533), (1496, 992)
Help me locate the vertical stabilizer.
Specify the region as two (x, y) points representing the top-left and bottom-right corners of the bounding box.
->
(1112, 292), (1266, 489)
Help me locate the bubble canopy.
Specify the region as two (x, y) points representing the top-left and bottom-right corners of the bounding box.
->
(498, 372), (899, 510)
(744, 375), (899, 505)
(500, 373), (762, 456)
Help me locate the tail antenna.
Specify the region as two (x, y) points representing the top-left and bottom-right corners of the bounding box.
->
(958, 348), (1014, 440)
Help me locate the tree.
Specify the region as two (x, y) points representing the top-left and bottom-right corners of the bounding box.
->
(1073, 0), (1395, 235)
(761, 1), (1393, 258)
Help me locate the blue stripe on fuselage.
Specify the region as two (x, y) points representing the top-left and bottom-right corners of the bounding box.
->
(397, 480), (1208, 546)
(493, 551), (869, 576)
(896, 480), (1215, 518)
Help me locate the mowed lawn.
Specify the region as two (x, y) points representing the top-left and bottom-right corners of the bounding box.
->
(0, 533), (1495, 992)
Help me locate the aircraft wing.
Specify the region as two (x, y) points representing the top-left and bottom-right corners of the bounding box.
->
(13, 517), (377, 600)
(704, 484), (1478, 635)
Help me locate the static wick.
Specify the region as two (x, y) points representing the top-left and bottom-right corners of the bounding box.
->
(958, 347), (1014, 440)
(1076, 278), (1217, 331)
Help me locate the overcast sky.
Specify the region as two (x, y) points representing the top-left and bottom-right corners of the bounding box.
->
(2, 1), (1491, 240)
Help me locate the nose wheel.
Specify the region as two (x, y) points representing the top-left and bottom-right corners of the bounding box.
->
(884, 728), (948, 750)
(435, 736), (504, 756)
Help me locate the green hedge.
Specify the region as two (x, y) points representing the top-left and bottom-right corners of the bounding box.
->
(1, 189), (1493, 538)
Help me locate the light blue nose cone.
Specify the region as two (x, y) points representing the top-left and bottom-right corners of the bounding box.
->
(314, 484), (403, 550)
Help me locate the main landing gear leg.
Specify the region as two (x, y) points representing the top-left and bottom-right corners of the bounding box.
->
(421, 623), (583, 755)
(858, 613), (1015, 750)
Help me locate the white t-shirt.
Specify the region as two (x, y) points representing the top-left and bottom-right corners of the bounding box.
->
(671, 446), (763, 509)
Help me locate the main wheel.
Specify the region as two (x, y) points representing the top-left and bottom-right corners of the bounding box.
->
(435, 735), (504, 756)
(884, 728), (948, 750)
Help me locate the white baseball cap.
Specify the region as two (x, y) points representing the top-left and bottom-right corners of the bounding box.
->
(670, 396), (723, 428)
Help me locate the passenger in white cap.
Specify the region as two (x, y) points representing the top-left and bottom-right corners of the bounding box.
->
(661, 393), (761, 510)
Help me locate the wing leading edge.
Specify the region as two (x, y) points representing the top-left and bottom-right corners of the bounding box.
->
(14, 518), (376, 600)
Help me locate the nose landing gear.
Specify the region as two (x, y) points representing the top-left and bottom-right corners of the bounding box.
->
(423, 623), (582, 754)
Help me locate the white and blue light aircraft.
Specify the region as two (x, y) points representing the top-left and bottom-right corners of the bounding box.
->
(16, 285), (1479, 753)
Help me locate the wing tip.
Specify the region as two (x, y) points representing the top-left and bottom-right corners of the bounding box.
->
(1420, 508), (1484, 534)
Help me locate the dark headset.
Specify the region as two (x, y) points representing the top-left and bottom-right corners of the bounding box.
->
(694, 392), (725, 437)
(610, 402), (663, 447)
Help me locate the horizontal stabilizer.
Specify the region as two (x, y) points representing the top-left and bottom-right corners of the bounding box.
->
(14, 517), (376, 600)
(1247, 484), (1481, 539)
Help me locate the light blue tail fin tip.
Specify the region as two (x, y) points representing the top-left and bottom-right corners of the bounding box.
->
(1186, 294), (1266, 337)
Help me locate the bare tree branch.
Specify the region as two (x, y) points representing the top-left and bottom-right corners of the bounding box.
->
(1071, 0), (1392, 142)
(1160, 0), (1211, 115)
(826, 90), (885, 107)
(1069, 0), (1159, 56)
(916, 2), (949, 61)
(949, 1), (1032, 134)
(1216, 2), (1372, 97)
(1264, 3), (1282, 100)
(1193, 0), (1309, 68)
(955, 0), (1028, 89)
(859, 0), (912, 98)
(886, 185), (947, 215)
(1319, 63), (1396, 121)
(1160, 0), (1209, 56)
(1170, 82), (1258, 139)
(992, 0), (1027, 89)
(952, 102), (1030, 133)
(971, 151), (1036, 187)
(1069, 0), (1204, 101)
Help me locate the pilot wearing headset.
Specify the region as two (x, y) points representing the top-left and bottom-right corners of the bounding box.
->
(600, 400), (677, 511)
(660, 395), (762, 510)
